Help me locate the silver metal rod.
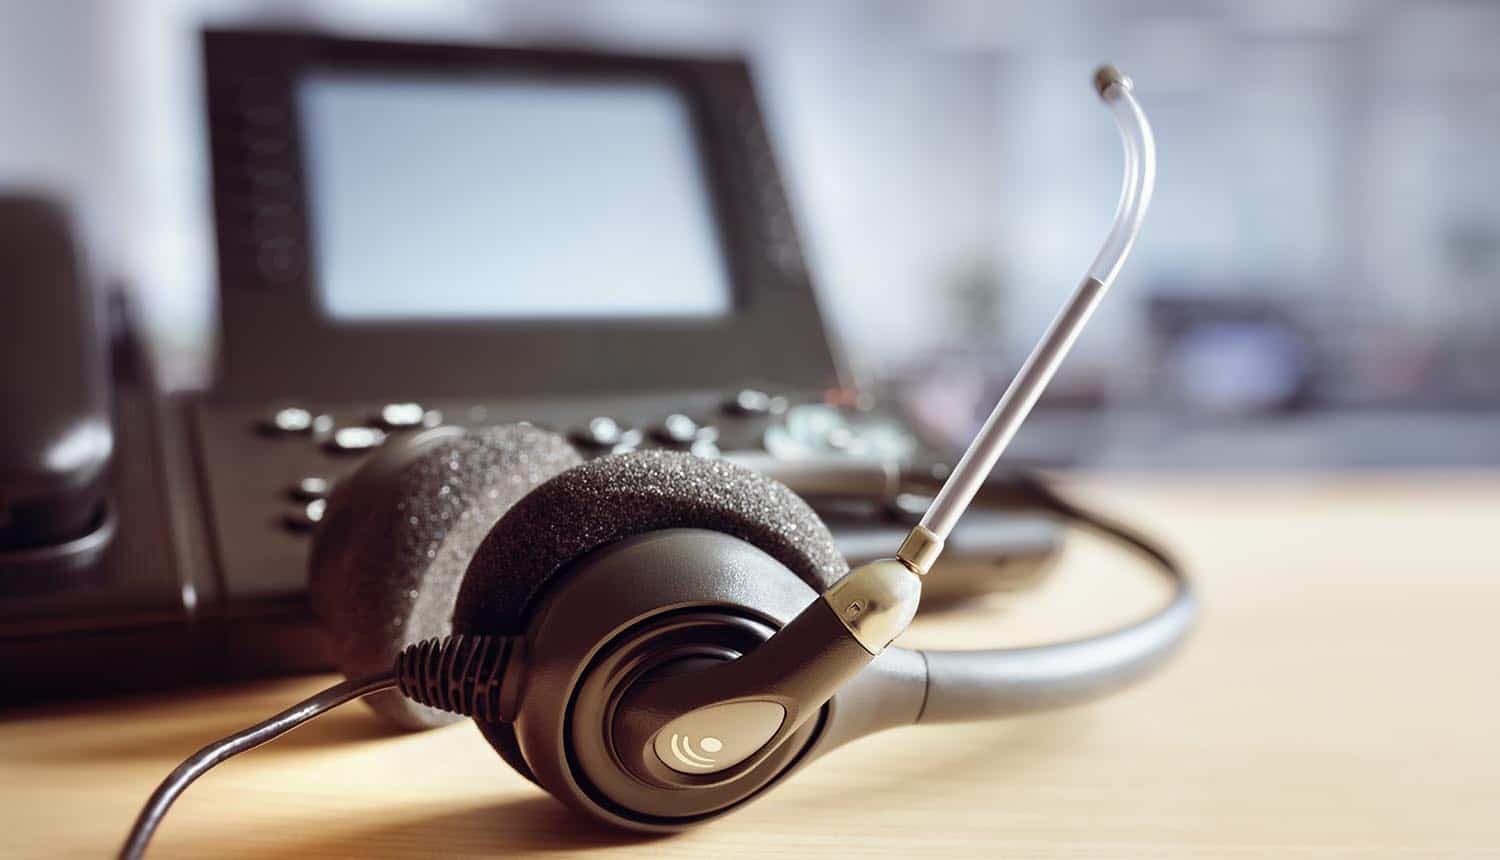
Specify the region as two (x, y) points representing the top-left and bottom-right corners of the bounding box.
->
(900, 66), (1156, 571)
(919, 275), (1108, 541)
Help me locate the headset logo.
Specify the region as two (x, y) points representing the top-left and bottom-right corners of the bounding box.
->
(667, 733), (724, 769)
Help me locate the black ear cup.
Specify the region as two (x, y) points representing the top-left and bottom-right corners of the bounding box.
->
(452, 449), (848, 636)
(308, 423), (582, 730)
(449, 450), (846, 790)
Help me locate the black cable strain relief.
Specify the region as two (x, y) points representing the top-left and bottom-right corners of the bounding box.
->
(394, 634), (522, 722)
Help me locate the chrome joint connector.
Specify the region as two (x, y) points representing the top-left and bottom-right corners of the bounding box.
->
(822, 559), (923, 655)
(895, 525), (943, 576)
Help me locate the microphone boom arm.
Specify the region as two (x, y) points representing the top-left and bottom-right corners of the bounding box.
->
(897, 64), (1158, 574)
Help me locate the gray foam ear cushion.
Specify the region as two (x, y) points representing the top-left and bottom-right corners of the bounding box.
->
(308, 423), (582, 730)
(452, 449), (848, 636)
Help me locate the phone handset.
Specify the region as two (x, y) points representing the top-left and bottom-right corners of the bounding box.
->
(0, 196), (116, 580)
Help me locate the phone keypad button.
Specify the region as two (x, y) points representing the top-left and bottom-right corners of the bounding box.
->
(722, 389), (788, 418)
(282, 498), (327, 532)
(570, 417), (623, 448)
(263, 406), (313, 434)
(325, 426), (387, 453)
(289, 476), (332, 501)
(651, 413), (700, 446)
(723, 389), (770, 416)
(376, 402), (440, 430)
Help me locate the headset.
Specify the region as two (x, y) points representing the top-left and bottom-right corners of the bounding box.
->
(121, 65), (1191, 857)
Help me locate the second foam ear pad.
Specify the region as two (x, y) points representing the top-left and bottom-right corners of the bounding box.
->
(452, 449), (849, 636)
(309, 423), (582, 730)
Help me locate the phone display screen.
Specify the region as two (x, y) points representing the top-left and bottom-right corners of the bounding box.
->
(298, 72), (732, 321)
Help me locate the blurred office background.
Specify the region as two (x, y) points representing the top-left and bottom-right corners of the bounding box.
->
(3, 0), (1497, 468)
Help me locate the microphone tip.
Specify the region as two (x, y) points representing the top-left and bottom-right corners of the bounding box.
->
(1093, 64), (1132, 98)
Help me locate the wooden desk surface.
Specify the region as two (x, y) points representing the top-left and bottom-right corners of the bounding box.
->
(3, 475), (1497, 858)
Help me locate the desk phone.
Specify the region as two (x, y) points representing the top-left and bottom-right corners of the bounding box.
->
(0, 30), (1059, 699)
